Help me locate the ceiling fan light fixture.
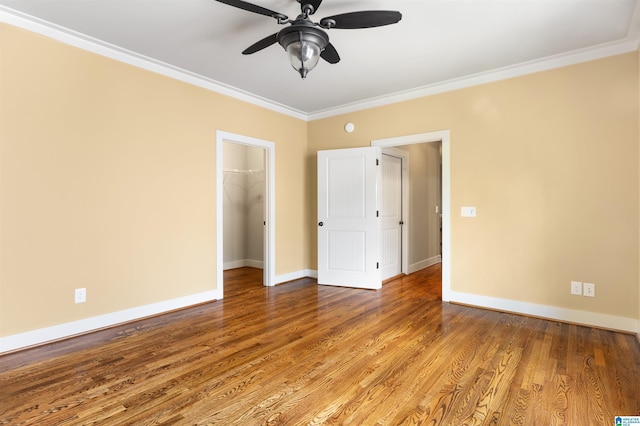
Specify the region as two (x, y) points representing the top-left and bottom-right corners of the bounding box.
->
(277, 26), (329, 79)
(216, 0), (402, 78)
(286, 39), (320, 78)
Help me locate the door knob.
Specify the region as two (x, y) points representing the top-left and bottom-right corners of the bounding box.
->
(318, 222), (324, 226)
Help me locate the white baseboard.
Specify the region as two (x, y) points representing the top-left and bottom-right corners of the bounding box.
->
(223, 259), (264, 270)
(449, 290), (639, 334)
(224, 260), (245, 270)
(0, 288), (222, 354)
(246, 259), (264, 269)
(0, 268), (314, 354)
(276, 269), (317, 284)
(408, 255), (442, 274)
(6, 274), (632, 354)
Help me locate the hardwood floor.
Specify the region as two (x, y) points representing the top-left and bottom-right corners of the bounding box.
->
(1, 264), (639, 425)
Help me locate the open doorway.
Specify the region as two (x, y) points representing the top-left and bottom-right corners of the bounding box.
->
(216, 131), (276, 298)
(222, 142), (265, 270)
(380, 143), (442, 282)
(372, 130), (451, 301)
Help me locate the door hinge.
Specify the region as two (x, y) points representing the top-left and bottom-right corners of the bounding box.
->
(376, 210), (379, 217)
(376, 158), (379, 166)
(376, 262), (379, 269)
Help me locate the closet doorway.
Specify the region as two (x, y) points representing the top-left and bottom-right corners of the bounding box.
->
(216, 131), (275, 297)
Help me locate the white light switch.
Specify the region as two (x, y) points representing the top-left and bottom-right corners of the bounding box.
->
(461, 206), (476, 217)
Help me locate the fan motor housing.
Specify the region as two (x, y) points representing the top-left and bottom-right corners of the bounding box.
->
(276, 23), (329, 52)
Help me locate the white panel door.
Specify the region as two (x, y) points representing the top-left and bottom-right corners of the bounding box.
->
(380, 154), (402, 280)
(317, 147), (381, 289)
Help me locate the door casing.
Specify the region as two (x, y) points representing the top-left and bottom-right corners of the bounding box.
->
(216, 131), (276, 295)
(372, 130), (451, 301)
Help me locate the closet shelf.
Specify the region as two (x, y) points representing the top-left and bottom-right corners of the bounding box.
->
(223, 168), (264, 175)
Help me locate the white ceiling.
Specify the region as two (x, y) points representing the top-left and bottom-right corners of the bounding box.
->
(1, 0), (639, 118)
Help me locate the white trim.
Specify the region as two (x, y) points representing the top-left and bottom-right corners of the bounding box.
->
(0, 6), (307, 121)
(245, 259), (264, 270)
(372, 130), (452, 302)
(223, 260), (247, 270)
(449, 291), (639, 334)
(408, 256), (442, 274)
(307, 39), (639, 120)
(275, 269), (317, 284)
(0, 290), (221, 353)
(216, 131), (276, 292)
(2, 6), (638, 122)
(223, 259), (264, 270)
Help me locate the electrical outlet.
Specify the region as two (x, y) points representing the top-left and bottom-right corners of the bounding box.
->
(583, 283), (595, 298)
(75, 288), (86, 304)
(570, 281), (582, 295)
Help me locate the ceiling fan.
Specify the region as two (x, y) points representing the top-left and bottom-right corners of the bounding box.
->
(215, 0), (402, 78)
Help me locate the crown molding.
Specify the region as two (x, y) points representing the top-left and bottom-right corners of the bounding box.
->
(307, 1), (640, 120)
(0, 6), (308, 121)
(307, 37), (640, 121)
(2, 5), (639, 123)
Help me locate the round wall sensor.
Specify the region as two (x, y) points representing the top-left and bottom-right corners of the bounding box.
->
(344, 122), (355, 133)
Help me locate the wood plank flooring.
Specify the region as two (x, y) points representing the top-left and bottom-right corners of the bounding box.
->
(1, 264), (639, 425)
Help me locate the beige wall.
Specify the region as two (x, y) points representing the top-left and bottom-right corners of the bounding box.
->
(0, 24), (308, 336)
(309, 52), (639, 321)
(1, 22), (639, 340)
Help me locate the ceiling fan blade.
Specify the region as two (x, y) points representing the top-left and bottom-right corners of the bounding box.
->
(300, 0), (323, 15)
(242, 33), (278, 55)
(215, 0), (287, 20)
(321, 11), (402, 29)
(320, 43), (340, 64)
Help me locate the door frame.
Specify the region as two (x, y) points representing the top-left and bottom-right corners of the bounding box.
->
(372, 130), (451, 301)
(381, 148), (410, 277)
(216, 131), (276, 295)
